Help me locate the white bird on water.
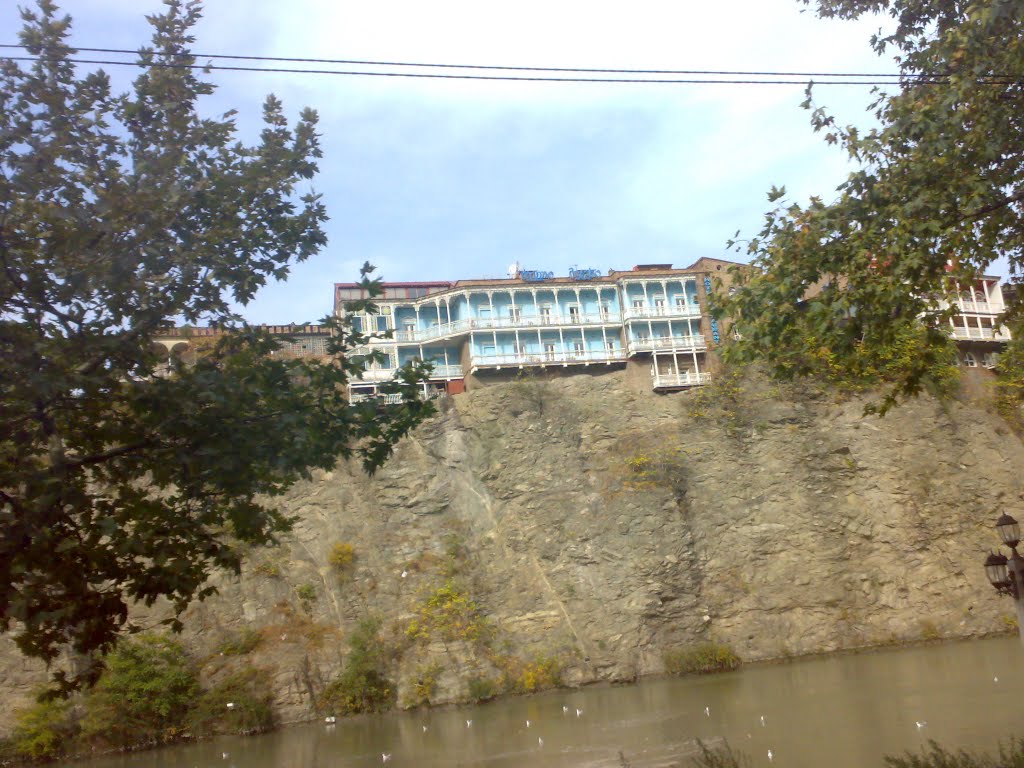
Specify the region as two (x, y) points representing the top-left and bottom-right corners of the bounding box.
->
(382, 753), (391, 763)
(562, 705), (569, 714)
(760, 715), (766, 727)
(576, 708), (583, 717)
(466, 719), (473, 728)
(704, 706), (710, 717)
(222, 753), (229, 760)
(526, 719), (531, 728)
(422, 725), (428, 733)
(768, 749), (773, 762)
(538, 737), (544, 748)
(916, 721), (927, 730)
(324, 716), (336, 724)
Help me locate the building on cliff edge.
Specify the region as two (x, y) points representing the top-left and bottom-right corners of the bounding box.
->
(332, 258), (749, 401)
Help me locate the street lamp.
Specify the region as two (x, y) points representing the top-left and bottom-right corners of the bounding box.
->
(983, 512), (1024, 643)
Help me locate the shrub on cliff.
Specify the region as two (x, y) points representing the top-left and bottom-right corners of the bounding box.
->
(319, 617), (394, 716)
(663, 643), (741, 676)
(9, 695), (78, 761)
(80, 636), (200, 748)
(189, 667), (276, 737)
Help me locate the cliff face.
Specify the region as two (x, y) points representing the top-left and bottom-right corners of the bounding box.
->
(2, 369), (1022, 731)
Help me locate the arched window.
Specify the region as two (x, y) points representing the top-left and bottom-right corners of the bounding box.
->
(963, 352), (977, 368)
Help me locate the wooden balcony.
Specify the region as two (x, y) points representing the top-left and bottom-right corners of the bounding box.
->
(628, 335), (707, 354)
(471, 348), (627, 370)
(652, 371), (711, 389)
(622, 304), (702, 321)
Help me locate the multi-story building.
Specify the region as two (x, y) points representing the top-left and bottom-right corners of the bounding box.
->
(334, 260), (746, 400)
(942, 275), (1012, 369)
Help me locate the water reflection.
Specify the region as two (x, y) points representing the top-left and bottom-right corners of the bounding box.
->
(61, 637), (1023, 768)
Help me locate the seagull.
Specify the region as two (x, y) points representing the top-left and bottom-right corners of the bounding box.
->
(526, 720), (531, 728)
(768, 749), (773, 762)
(222, 753), (229, 760)
(538, 737), (544, 748)
(576, 708), (583, 717)
(704, 706), (710, 717)
(994, 676), (999, 683)
(760, 715), (766, 727)
(422, 725), (428, 733)
(916, 721), (927, 730)
(382, 754), (391, 763)
(466, 719), (473, 728)
(562, 705), (569, 714)
(324, 716), (336, 724)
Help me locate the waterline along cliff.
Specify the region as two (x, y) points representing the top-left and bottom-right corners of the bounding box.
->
(2, 369), (1021, 732)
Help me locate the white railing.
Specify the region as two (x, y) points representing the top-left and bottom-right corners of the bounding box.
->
(472, 348), (627, 368)
(349, 390), (446, 405)
(950, 326), (1011, 341)
(957, 300), (1005, 315)
(622, 305), (702, 321)
(352, 363), (463, 382)
(628, 335), (707, 354)
(393, 312), (622, 343)
(652, 371), (711, 388)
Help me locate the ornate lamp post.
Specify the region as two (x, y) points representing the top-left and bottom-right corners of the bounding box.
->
(983, 513), (1024, 644)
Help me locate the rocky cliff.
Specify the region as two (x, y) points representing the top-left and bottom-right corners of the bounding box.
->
(2, 368), (1022, 732)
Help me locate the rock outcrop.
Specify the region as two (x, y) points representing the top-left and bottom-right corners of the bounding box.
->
(2, 369), (1021, 732)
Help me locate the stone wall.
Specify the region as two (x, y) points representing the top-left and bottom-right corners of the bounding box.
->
(2, 369), (1021, 732)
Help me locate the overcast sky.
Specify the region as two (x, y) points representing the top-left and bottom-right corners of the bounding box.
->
(5, 0), (900, 323)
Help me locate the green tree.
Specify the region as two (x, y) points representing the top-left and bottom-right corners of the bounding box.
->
(79, 635), (199, 747)
(716, 0), (1022, 410)
(0, 1), (433, 687)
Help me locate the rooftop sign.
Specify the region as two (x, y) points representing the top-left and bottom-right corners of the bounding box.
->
(520, 270), (554, 282)
(569, 268), (602, 280)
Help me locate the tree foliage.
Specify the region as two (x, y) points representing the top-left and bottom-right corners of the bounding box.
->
(716, 0), (1023, 410)
(0, 0), (432, 686)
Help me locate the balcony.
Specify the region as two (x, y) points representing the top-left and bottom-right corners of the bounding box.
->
(471, 348), (627, 370)
(950, 326), (1011, 342)
(392, 312), (622, 343)
(353, 363), (463, 382)
(628, 335), (707, 354)
(957, 300), (1005, 315)
(430, 364), (464, 378)
(652, 371), (711, 389)
(622, 304), (702, 321)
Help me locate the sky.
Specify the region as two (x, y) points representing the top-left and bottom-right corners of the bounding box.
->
(3, 0), (901, 324)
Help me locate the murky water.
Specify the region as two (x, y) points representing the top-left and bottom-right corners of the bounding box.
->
(60, 637), (1024, 768)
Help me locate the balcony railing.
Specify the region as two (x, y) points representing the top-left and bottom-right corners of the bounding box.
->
(652, 371), (711, 388)
(628, 335), (707, 354)
(471, 348), (627, 368)
(957, 300), (1005, 315)
(353, 363), (463, 382)
(393, 312), (622, 343)
(950, 326), (1011, 341)
(622, 304), (702, 320)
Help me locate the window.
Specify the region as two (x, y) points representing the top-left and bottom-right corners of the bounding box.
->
(963, 352), (977, 367)
(514, 341), (527, 355)
(403, 321), (415, 334)
(568, 305), (580, 322)
(653, 295), (666, 308)
(606, 340), (616, 353)
(573, 341), (585, 357)
(508, 307), (521, 322)
(376, 316), (388, 332)
(544, 343), (556, 361)
(600, 303), (611, 319)
(539, 305), (552, 321)
(632, 299), (644, 309)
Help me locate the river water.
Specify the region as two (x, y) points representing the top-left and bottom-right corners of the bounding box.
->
(62, 636), (1023, 768)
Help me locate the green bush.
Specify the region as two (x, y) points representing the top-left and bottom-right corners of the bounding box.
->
(663, 643), (741, 676)
(80, 635), (200, 747)
(319, 617), (394, 716)
(10, 695), (77, 761)
(328, 542), (357, 576)
(189, 667), (276, 737)
(466, 676), (497, 703)
(691, 739), (751, 768)
(217, 627), (263, 656)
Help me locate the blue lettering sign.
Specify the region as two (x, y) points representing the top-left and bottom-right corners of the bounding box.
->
(520, 270), (554, 282)
(704, 277), (720, 344)
(569, 268), (602, 281)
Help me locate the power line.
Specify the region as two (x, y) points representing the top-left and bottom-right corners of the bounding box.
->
(1, 45), (1015, 85)
(0, 55), (952, 85)
(0, 43), (915, 78)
